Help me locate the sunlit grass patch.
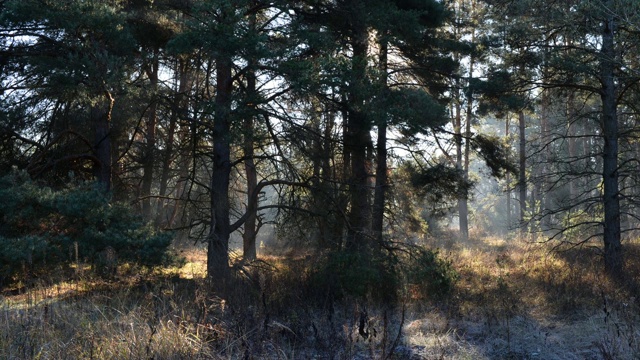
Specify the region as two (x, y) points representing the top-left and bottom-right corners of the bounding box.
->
(0, 287), (217, 359)
(0, 245), (217, 359)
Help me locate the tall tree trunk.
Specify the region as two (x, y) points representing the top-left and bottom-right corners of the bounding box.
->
(207, 57), (233, 283)
(451, 0), (467, 241)
(567, 90), (577, 205)
(242, 143), (258, 260)
(454, 99), (464, 235)
(345, 110), (371, 251)
(141, 49), (159, 220)
(314, 110), (350, 250)
(93, 91), (115, 192)
(311, 110), (323, 246)
(518, 109), (526, 232)
(372, 36), (388, 243)
(505, 115), (511, 229)
(540, 87), (551, 230)
(345, 3), (371, 251)
(311, 104), (335, 249)
(242, 4), (262, 261)
(321, 110), (342, 250)
(242, 64), (258, 261)
(600, 11), (623, 276)
(460, 47), (475, 242)
(339, 107), (351, 249)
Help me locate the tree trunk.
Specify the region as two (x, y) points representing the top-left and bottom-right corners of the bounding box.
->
(242, 64), (258, 261)
(243, 152), (258, 260)
(567, 90), (577, 204)
(141, 50), (159, 220)
(600, 11), (623, 277)
(460, 47), (475, 241)
(322, 110), (342, 249)
(451, 1), (468, 241)
(92, 91), (115, 192)
(540, 87), (551, 230)
(505, 115), (511, 230)
(372, 36), (388, 243)
(345, 3), (371, 251)
(518, 110), (526, 233)
(207, 57), (233, 283)
(339, 107), (351, 249)
(346, 110), (371, 251)
(454, 99), (465, 237)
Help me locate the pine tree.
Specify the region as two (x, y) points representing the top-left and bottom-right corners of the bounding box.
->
(487, 0), (640, 276)
(0, 0), (137, 191)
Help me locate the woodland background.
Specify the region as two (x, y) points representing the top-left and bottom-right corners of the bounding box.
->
(2, 0), (640, 359)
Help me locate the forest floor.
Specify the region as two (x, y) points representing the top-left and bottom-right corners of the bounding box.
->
(2, 234), (640, 359)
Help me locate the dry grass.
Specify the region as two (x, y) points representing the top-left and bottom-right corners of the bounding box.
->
(3, 235), (640, 359)
(413, 233), (640, 359)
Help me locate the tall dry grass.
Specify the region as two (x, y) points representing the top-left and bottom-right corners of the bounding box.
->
(3, 235), (640, 359)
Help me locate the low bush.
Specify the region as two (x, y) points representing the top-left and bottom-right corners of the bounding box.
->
(0, 170), (174, 286)
(312, 249), (400, 303)
(308, 246), (458, 304)
(403, 247), (458, 299)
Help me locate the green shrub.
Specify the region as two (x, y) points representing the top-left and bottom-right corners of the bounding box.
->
(310, 249), (400, 303)
(403, 247), (458, 299)
(0, 170), (174, 286)
(307, 246), (458, 304)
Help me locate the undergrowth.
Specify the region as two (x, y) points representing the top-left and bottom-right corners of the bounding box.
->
(3, 236), (640, 359)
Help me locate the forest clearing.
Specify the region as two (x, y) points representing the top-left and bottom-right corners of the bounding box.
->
(3, 234), (640, 359)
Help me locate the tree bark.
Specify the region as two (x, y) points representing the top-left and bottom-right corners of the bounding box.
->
(567, 90), (577, 204)
(207, 57), (233, 283)
(505, 115), (511, 229)
(518, 109), (526, 232)
(540, 86), (551, 230)
(92, 91), (115, 192)
(242, 64), (258, 261)
(141, 49), (159, 220)
(460, 47), (475, 242)
(600, 11), (623, 277)
(345, 1), (371, 251)
(372, 36), (388, 243)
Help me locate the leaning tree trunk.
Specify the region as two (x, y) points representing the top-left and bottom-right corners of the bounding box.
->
(600, 10), (623, 277)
